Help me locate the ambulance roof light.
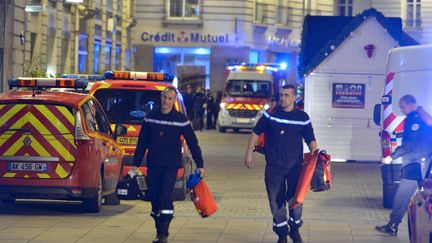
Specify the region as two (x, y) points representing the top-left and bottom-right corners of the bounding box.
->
(8, 78), (88, 90)
(61, 74), (105, 81)
(104, 71), (174, 82)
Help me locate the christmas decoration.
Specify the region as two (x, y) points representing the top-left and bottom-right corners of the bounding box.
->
(364, 44), (375, 58)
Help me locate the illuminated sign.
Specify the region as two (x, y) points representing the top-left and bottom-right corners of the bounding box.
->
(25, 4), (44, 12)
(141, 31), (230, 44)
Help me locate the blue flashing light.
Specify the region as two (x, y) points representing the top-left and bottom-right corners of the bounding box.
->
(280, 62), (288, 70)
(164, 73), (175, 82)
(195, 48), (211, 55)
(75, 79), (89, 89)
(155, 47), (171, 54)
(8, 79), (18, 89)
(104, 71), (114, 79)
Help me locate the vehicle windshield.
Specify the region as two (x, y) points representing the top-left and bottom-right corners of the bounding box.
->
(93, 89), (161, 124)
(225, 80), (271, 98)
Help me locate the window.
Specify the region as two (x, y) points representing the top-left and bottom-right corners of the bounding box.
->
(226, 80), (272, 98)
(115, 45), (121, 70)
(276, 0), (292, 25)
(94, 100), (112, 135)
(249, 51), (259, 64)
(94, 40), (101, 73)
(255, 1), (268, 23)
(60, 34), (70, 74)
(406, 0), (421, 28)
(105, 42), (112, 70)
(125, 49), (131, 70)
(78, 34), (88, 73)
(93, 89), (162, 124)
(168, 0), (200, 19)
(82, 102), (97, 132)
(338, 0), (353, 16)
(107, 0), (113, 13)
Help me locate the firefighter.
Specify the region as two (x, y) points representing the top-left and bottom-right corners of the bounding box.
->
(244, 84), (317, 243)
(375, 94), (432, 236)
(133, 87), (205, 243)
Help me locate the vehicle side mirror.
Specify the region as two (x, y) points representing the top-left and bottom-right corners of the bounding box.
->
(401, 163), (423, 186)
(373, 104), (381, 126)
(114, 124), (127, 139)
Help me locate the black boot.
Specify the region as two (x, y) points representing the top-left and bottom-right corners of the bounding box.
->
(152, 217), (166, 243)
(153, 220), (171, 243)
(375, 221), (398, 236)
(288, 219), (303, 243)
(277, 236), (288, 243)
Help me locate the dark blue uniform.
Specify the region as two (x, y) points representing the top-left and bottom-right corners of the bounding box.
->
(389, 110), (432, 224)
(133, 108), (204, 224)
(253, 106), (315, 238)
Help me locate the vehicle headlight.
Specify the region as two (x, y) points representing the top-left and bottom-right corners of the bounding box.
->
(264, 103), (270, 110)
(220, 102), (226, 109)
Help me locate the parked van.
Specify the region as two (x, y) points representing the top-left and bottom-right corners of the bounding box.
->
(373, 45), (432, 208)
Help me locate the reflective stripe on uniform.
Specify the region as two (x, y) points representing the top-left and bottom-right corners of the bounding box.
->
(144, 118), (190, 127)
(273, 221), (288, 227)
(289, 217), (301, 225)
(160, 210), (174, 214)
(263, 112), (311, 126)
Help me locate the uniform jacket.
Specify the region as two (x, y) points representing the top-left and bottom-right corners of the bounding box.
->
(392, 110), (432, 163)
(253, 106), (316, 169)
(133, 108), (204, 168)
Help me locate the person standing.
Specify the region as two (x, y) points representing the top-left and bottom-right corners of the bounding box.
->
(244, 84), (317, 243)
(206, 90), (215, 129)
(133, 87), (205, 243)
(213, 91), (222, 128)
(192, 87), (206, 131)
(375, 94), (432, 236)
(182, 84), (194, 121)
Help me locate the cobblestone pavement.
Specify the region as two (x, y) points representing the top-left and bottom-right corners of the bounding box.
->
(0, 131), (409, 242)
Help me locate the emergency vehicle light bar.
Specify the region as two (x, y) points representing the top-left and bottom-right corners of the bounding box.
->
(61, 74), (104, 81)
(8, 78), (88, 89)
(227, 63), (282, 72)
(104, 71), (174, 82)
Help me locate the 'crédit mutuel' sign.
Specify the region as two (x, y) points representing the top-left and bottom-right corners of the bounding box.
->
(141, 31), (230, 44)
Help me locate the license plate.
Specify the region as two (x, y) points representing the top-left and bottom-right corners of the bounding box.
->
(8, 162), (48, 172)
(236, 118), (251, 123)
(117, 137), (138, 145)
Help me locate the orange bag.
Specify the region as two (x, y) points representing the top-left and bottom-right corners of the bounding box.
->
(292, 150), (319, 208)
(189, 179), (218, 218)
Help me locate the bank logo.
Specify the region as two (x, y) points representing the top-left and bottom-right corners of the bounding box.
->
(177, 31), (189, 43)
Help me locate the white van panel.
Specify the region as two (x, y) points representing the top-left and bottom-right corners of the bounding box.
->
(392, 71), (432, 116)
(305, 73), (383, 161)
(387, 45), (432, 73)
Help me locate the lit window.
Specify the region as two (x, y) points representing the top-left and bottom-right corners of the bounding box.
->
(406, 0), (421, 28)
(338, 0), (353, 16)
(115, 45), (121, 70)
(94, 40), (101, 73)
(168, 0), (200, 19)
(78, 34), (88, 73)
(249, 51), (259, 64)
(105, 42), (112, 70)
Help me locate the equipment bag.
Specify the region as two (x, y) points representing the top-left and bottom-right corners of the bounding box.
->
(116, 175), (146, 200)
(187, 171), (218, 218)
(310, 150), (332, 192)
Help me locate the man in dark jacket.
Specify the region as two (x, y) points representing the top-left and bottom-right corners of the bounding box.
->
(206, 90), (215, 129)
(376, 94), (432, 236)
(182, 84), (194, 121)
(192, 87), (206, 131)
(244, 84), (317, 243)
(133, 87), (205, 243)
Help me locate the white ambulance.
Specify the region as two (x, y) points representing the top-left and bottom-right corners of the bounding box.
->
(374, 45), (432, 208)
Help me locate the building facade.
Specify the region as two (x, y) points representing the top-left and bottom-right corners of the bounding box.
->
(336, 0), (432, 44)
(0, 0), (136, 92)
(134, 0), (334, 93)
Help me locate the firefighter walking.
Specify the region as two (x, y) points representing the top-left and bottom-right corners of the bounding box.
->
(133, 87), (205, 243)
(375, 94), (432, 236)
(244, 84), (317, 243)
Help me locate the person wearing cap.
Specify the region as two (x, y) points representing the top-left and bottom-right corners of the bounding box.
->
(133, 87), (205, 243)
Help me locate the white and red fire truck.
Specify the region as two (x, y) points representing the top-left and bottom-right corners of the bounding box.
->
(217, 63), (288, 133)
